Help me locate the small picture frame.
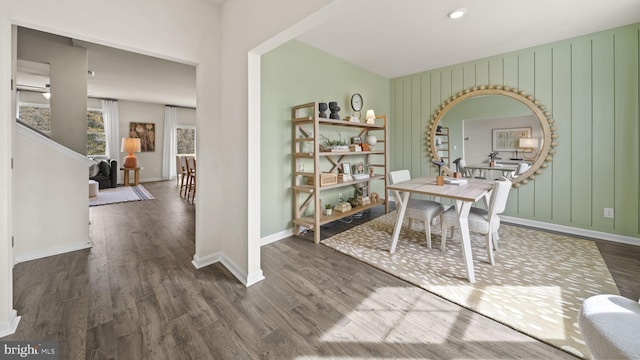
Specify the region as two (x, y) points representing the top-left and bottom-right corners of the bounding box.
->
(350, 136), (361, 145)
(341, 163), (351, 174)
(355, 161), (365, 174)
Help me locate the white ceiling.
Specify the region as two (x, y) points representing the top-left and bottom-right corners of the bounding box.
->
(298, 0), (640, 78)
(16, 1), (640, 106)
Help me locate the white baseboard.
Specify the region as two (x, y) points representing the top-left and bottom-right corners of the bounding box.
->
(0, 310), (20, 337)
(501, 216), (640, 246)
(258, 211), (639, 248)
(14, 240), (93, 264)
(260, 228), (295, 246)
(192, 252), (265, 287)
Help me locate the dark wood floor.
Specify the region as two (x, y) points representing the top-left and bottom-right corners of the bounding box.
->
(4, 180), (639, 359)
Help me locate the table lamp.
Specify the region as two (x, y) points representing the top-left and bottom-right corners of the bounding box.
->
(121, 137), (141, 168)
(519, 137), (539, 160)
(365, 110), (376, 124)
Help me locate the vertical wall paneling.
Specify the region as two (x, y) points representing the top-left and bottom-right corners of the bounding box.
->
(420, 74), (432, 177)
(463, 64), (476, 89)
(503, 54), (519, 87)
(591, 32), (616, 231)
(489, 58), (503, 85)
(533, 47), (554, 221)
(516, 52), (536, 218)
(411, 77), (422, 178)
(402, 79), (412, 171)
(551, 43), (573, 224)
(392, 80), (404, 171)
(613, 29), (640, 235)
(571, 38), (594, 226)
(476, 61), (490, 86)
(390, 23), (640, 238)
(429, 73), (442, 177)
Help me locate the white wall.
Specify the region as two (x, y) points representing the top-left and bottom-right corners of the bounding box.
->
(118, 100), (165, 182)
(1, 0), (221, 336)
(14, 125), (93, 262)
(17, 27), (88, 154)
(463, 115), (542, 164)
(211, 0), (335, 285)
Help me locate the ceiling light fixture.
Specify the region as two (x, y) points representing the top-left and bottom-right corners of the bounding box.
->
(448, 8), (466, 20)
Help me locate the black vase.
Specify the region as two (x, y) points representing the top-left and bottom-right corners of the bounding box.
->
(328, 101), (340, 120)
(318, 102), (328, 118)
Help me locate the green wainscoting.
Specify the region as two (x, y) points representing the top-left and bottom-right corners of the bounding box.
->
(390, 23), (640, 238)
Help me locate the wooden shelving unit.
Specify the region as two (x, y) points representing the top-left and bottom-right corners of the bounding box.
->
(435, 127), (450, 167)
(292, 102), (389, 244)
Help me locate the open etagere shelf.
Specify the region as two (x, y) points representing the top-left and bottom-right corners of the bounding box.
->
(292, 102), (389, 244)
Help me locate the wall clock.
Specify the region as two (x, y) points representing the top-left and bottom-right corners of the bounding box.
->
(351, 93), (363, 112)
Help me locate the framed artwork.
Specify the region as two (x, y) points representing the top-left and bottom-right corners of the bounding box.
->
(492, 127), (531, 152)
(341, 163), (351, 174)
(129, 122), (156, 152)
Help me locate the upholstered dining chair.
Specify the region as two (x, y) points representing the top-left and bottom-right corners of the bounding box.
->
(440, 176), (512, 265)
(388, 170), (446, 249)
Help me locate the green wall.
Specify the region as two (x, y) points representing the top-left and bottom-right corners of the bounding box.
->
(261, 40), (390, 237)
(390, 23), (640, 238)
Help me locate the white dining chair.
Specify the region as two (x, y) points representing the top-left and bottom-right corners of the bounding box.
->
(440, 176), (512, 265)
(458, 159), (475, 178)
(388, 170), (445, 249)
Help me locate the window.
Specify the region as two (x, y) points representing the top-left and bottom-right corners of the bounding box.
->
(18, 103), (51, 136)
(87, 109), (106, 156)
(177, 126), (196, 155)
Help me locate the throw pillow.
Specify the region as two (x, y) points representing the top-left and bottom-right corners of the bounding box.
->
(99, 160), (111, 177)
(89, 160), (100, 177)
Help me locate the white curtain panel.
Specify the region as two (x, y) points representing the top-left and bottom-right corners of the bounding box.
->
(163, 106), (178, 179)
(102, 99), (120, 160)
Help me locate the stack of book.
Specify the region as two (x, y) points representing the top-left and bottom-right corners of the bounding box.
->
(334, 202), (352, 213)
(444, 178), (468, 185)
(338, 173), (353, 182)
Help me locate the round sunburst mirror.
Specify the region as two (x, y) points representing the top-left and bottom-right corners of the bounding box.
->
(428, 85), (558, 187)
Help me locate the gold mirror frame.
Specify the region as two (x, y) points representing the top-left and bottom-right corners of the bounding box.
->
(428, 85), (558, 187)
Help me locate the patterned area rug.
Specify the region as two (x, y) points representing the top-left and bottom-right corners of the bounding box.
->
(322, 212), (619, 359)
(89, 184), (155, 207)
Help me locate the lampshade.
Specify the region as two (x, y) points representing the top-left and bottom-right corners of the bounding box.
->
(121, 137), (141, 168)
(519, 138), (539, 149)
(365, 110), (376, 124)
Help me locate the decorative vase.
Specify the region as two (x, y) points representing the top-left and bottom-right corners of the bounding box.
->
(318, 103), (328, 118)
(328, 102), (340, 120)
(366, 134), (377, 147)
(325, 208), (332, 216)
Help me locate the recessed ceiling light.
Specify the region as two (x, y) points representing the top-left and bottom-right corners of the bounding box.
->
(448, 8), (466, 20)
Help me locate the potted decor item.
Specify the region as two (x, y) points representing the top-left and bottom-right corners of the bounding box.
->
(325, 203), (333, 216)
(320, 132), (349, 152)
(432, 159), (446, 185)
(452, 157), (463, 178)
(488, 152), (499, 167)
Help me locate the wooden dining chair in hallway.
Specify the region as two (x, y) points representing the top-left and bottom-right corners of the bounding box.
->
(176, 155), (187, 187)
(185, 156), (196, 203)
(440, 176), (512, 265)
(179, 156), (190, 197)
(388, 169), (445, 249)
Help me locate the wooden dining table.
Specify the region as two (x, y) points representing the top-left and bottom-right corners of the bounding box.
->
(387, 176), (495, 283)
